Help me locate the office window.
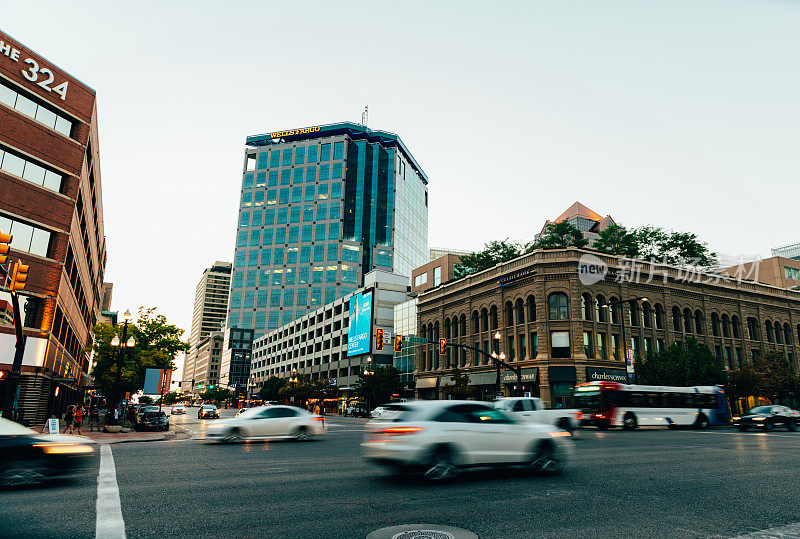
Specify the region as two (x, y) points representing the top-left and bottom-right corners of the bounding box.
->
(328, 223), (340, 241)
(255, 172), (266, 187)
(257, 152), (269, 169)
(288, 187), (299, 203)
(316, 203), (327, 221)
(275, 227), (286, 244)
(341, 264), (357, 284)
(285, 267), (295, 285)
(332, 163), (343, 179)
(264, 208), (275, 225)
(248, 250), (258, 267)
(305, 165), (316, 183)
(262, 228), (273, 245)
(320, 143), (331, 161)
(243, 174), (254, 189)
(276, 207), (288, 224)
(320, 164), (330, 181)
(268, 311), (279, 330)
(583, 331), (594, 358)
(307, 145), (318, 162)
(235, 250), (246, 266)
(332, 141), (344, 160)
(282, 148), (293, 166)
(314, 244), (325, 262)
(313, 266), (324, 283)
(229, 291), (242, 309)
(250, 229), (261, 246)
(270, 150), (280, 167)
(305, 185), (315, 201)
(290, 206), (301, 223)
(326, 266), (338, 283)
(331, 182), (342, 199)
(299, 267), (310, 284)
(278, 188), (288, 205)
(433, 266), (442, 287)
(303, 206), (314, 222)
(325, 287), (337, 304)
(297, 288), (308, 306)
(550, 331), (570, 359)
(317, 183), (328, 200)
(327, 243), (338, 262)
(0, 83), (73, 136)
(287, 247), (298, 264)
(238, 211), (250, 229)
(255, 311), (267, 330)
(271, 289), (281, 307)
(268, 171), (279, 187)
(233, 271), (244, 288)
(284, 289), (295, 306)
(315, 223), (326, 241)
(244, 291), (255, 309)
(597, 333), (607, 360)
(288, 226), (299, 244)
(273, 247), (284, 264)
(294, 146), (305, 165)
(260, 249), (271, 265)
(272, 268), (283, 285)
(266, 189), (277, 205)
(342, 244), (359, 262)
(300, 245), (311, 263)
(253, 191), (264, 207)
(241, 192), (252, 207)
(548, 293), (569, 320)
(251, 210), (262, 226)
(293, 168), (303, 183)
(236, 230), (248, 248)
(302, 225), (313, 242)
(329, 203), (341, 220)
(310, 288), (322, 306)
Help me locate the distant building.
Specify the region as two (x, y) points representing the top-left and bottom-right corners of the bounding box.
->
(393, 297), (418, 394)
(100, 283), (113, 311)
(219, 326), (254, 401)
(429, 247), (471, 261)
(721, 256), (800, 290)
(772, 242), (800, 261)
(412, 253), (463, 293)
(191, 331), (224, 391)
(536, 202), (615, 245)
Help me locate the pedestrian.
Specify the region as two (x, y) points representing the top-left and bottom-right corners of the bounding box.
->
(73, 404), (84, 435)
(89, 405), (100, 432)
(63, 405), (75, 434)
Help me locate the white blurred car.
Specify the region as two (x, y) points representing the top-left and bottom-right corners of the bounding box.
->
(207, 405), (326, 442)
(362, 400), (573, 481)
(171, 404), (186, 415)
(369, 404), (410, 420)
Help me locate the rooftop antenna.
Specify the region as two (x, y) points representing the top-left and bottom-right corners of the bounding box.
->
(361, 105), (368, 127)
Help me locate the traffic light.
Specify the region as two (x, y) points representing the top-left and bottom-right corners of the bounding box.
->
(394, 334), (403, 353)
(10, 261), (29, 292)
(439, 338), (447, 356)
(375, 328), (384, 351)
(0, 229), (10, 265)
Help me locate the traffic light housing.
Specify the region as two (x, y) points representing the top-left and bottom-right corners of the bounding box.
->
(0, 229), (10, 265)
(394, 334), (403, 353)
(439, 338), (447, 356)
(10, 261), (29, 292)
(375, 328), (384, 351)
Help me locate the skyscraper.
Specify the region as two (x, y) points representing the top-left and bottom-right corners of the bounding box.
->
(228, 122), (429, 336)
(183, 261), (231, 389)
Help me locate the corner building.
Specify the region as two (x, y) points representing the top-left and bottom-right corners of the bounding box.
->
(0, 31), (106, 422)
(416, 248), (800, 408)
(228, 123), (428, 336)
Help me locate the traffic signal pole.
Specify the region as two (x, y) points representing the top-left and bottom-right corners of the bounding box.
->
(2, 283), (27, 420)
(439, 341), (523, 398)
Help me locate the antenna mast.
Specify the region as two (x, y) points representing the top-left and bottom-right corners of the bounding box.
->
(361, 105), (368, 127)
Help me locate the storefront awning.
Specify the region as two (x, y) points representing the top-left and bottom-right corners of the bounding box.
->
(416, 377), (438, 389)
(467, 371), (498, 386)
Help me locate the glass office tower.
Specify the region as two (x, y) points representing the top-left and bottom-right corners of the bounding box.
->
(228, 122), (428, 337)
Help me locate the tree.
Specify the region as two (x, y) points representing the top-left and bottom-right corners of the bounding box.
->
(592, 224), (717, 268)
(138, 396), (153, 405)
(355, 366), (402, 408)
(200, 386), (231, 404)
(636, 338), (727, 387)
(754, 352), (800, 402)
(528, 221), (588, 251)
(453, 240), (522, 279)
(441, 367), (476, 400)
(259, 376), (286, 401)
(161, 391), (183, 405)
(90, 308), (190, 403)
(726, 364), (761, 409)
(592, 224), (639, 258)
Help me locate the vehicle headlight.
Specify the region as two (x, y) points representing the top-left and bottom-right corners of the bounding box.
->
(732, 416), (740, 421)
(548, 431), (572, 438)
(753, 417), (766, 421)
(34, 443), (94, 454)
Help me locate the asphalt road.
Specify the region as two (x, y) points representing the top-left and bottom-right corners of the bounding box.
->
(3, 410), (800, 538)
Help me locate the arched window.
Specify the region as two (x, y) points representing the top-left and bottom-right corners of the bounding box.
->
(460, 348), (467, 367)
(582, 293), (594, 321)
(628, 301), (640, 327)
(732, 316), (741, 339)
(460, 314), (467, 336)
(480, 308), (488, 332)
(427, 323), (434, 342)
(721, 315), (730, 338)
(672, 307), (682, 332)
(747, 317), (759, 340)
(548, 293), (569, 320)
(596, 295), (607, 322)
(711, 313), (720, 336)
(774, 322), (782, 344)
(609, 297), (620, 324)
(444, 320), (451, 339)
(526, 296), (536, 322)
(490, 305), (499, 330)
(654, 304), (664, 329)
(694, 310), (704, 335)
(504, 301), (514, 327)
(765, 321), (774, 343)
(683, 309), (693, 333)
(433, 321), (440, 341)
(515, 299), (524, 325)
(472, 311), (479, 334)
(451, 317), (458, 338)
(643, 302), (652, 328)
(784, 323), (792, 346)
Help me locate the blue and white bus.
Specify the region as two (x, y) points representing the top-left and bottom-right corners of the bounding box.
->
(574, 381), (730, 430)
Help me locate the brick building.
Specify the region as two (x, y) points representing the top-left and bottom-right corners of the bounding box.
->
(416, 248), (800, 408)
(0, 31), (106, 423)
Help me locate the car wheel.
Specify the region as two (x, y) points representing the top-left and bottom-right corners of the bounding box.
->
(0, 460), (50, 487)
(556, 418), (573, 434)
(529, 441), (563, 475)
(597, 420), (609, 431)
(765, 422), (773, 432)
(695, 414), (710, 430)
(737, 425), (747, 432)
(787, 421), (797, 432)
(423, 446), (457, 482)
(223, 428), (244, 443)
(622, 413), (638, 431)
(293, 426), (311, 441)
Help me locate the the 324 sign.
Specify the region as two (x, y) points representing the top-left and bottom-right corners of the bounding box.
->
(1, 40), (69, 100)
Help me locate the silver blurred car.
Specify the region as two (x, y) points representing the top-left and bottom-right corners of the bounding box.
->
(362, 400), (573, 481)
(207, 405), (326, 442)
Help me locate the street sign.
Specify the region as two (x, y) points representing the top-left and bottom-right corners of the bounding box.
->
(47, 418), (58, 434)
(406, 336), (428, 344)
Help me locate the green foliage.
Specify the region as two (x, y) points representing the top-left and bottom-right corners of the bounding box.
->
(453, 240), (522, 279)
(593, 224), (717, 268)
(728, 351), (800, 402)
(355, 365), (402, 406)
(636, 338), (727, 387)
(161, 391), (183, 405)
(529, 221), (589, 250)
(90, 307), (190, 401)
(138, 396), (153, 405)
(441, 367), (476, 400)
(200, 386), (231, 403)
(259, 376), (286, 401)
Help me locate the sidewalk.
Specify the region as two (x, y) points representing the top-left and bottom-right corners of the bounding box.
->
(32, 424), (183, 444)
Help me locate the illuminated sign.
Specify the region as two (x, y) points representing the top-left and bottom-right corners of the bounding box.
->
(270, 126), (321, 139)
(0, 39), (69, 100)
(347, 290), (373, 357)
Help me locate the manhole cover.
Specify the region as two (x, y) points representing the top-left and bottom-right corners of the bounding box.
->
(367, 524), (478, 539)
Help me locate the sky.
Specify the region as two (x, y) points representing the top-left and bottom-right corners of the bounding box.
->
(3, 0), (799, 376)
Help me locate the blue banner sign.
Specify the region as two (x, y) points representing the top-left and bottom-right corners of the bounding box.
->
(347, 290), (373, 357)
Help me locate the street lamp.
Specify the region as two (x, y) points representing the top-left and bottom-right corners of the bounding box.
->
(111, 310), (135, 408)
(363, 357), (375, 412)
(601, 296), (648, 381)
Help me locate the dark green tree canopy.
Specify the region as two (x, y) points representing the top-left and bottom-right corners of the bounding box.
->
(593, 224), (717, 268)
(636, 338), (727, 387)
(528, 221), (589, 251)
(453, 240), (522, 279)
(441, 367), (476, 400)
(259, 376), (287, 401)
(355, 366), (402, 406)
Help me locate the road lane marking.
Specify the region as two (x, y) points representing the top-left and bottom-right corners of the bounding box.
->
(95, 445), (126, 539)
(692, 431), (799, 439)
(733, 521), (800, 538)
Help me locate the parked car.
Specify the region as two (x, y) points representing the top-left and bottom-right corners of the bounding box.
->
(493, 397), (579, 432)
(362, 400), (574, 481)
(198, 405), (220, 419)
(344, 405), (369, 417)
(171, 404), (186, 415)
(369, 404), (410, 420)
(138, 411), (170, 432)
(733, 405), (799, 431)
(135, 406), (159, 426)
(0, 417), (96, 487)
(207, 405), (326, 442)
(235, 408), (249, 418)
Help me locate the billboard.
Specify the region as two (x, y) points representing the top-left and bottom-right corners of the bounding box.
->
(347, 290), (373, 357)
(143, 368), (172, 395)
